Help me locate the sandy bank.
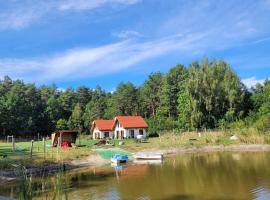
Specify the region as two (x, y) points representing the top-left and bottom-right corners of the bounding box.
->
(0, 152), (109, 181)
(69, 153), (109, 167)
(140, 144), (270, 155)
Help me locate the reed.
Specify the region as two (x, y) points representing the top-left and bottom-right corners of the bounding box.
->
(13, 164), (33, 200)
(12, 163), (69, 200)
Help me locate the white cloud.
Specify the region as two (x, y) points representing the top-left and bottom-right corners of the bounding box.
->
(0, 0), (140, 30)
(57, 87), (66, 92)
(112, 30), (142, 39)
(0, 7), (43, 30)
(1, 0), (270, 85)
(242, 77), (266, 88)
(0, 33), (206, 84)
(57, 0), (140, 11)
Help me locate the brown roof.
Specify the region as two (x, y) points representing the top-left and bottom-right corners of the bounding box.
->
(115, 116), (148, 129)
(54, 130), (79, 134)
(92, 120), (115, 131)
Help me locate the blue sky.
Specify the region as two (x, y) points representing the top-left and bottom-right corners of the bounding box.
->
(0, 0), (270, 90)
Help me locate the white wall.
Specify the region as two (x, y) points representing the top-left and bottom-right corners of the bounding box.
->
(114, 121), (126, 138)
(124, 128), (146, 138)
(113, 121), (146, 139)
(93, 127), (113, 139)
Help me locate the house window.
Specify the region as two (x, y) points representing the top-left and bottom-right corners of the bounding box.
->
(130, 130), (135, 138)
(104, 132), (109, 138)
(139, 129), (144, 135)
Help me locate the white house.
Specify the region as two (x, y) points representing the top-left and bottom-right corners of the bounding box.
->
(91, 120), (115, 140)
(113, 116), (148, 139)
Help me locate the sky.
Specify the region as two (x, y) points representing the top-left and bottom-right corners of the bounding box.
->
(0, 0), (270, 90)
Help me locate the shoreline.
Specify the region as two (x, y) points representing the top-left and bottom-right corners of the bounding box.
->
(1, 144), (270, 181)
(141, 144), (270, 155)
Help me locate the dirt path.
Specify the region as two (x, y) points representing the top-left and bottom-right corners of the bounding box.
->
(69, 153), (109, 167)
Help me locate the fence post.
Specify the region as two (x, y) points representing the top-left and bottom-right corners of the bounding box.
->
(38, 133), (40, 152)
(30, 140), (34, 158)
(12, 137), (15, 152)
(43, 138), (46, 154)
(57, 137), (61, 153)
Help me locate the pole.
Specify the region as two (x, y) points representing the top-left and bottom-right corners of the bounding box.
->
(38, 133), (40, 152)
(43, 138), (46, 154)
(12, 136), (15, 152)
(57, 137), (61, 153)
(30, 140), (34, 158)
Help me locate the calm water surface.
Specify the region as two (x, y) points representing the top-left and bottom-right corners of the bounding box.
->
(2, 152), (270, 200)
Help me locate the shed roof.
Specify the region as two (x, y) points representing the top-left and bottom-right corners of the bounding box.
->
(115, 116), (148, 129)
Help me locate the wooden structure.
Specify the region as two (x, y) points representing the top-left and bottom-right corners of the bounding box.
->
(51, 130), (79, 147)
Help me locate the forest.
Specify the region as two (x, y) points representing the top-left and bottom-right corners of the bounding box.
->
(0, 58), (269, 137)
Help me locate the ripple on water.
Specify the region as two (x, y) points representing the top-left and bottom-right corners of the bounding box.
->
(251, 186), (270, 200)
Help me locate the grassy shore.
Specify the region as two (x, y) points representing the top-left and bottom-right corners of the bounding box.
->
(1, 128), (270, 171)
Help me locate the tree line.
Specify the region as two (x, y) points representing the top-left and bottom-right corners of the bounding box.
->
(0, 58), (269, 137)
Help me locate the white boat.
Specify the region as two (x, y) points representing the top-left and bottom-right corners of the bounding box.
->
(133, 159), (162, 165)
(134, 153), (163, 160)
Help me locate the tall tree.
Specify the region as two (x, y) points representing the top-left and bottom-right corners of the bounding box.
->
(157, 64), (187, 119)
(112, 82), (139, 116)
(140, 72), (163, 118)
(69, 103), (83, 130)
(83, 86), (107, 128)
(187, 59), (247, 128)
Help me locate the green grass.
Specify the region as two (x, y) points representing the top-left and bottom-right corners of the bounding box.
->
(1, 129), (270, 170)
(0, 136), (94, 170)
(95, 148), (132, 159)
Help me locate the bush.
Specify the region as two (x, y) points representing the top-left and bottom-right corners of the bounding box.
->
(253, 114), (270, 132)
(216, 137), (232, 145)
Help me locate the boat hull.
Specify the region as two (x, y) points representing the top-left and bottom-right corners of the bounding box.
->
(111, 158), (128, 164)
(134, 154), (163, 160)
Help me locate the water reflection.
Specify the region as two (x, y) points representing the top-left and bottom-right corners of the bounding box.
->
(1, 152), (270, 200)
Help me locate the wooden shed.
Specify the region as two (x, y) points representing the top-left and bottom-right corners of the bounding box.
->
(51, 130), (79, 147)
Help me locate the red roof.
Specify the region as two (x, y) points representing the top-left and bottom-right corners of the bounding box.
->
(93, 120), (115, 131)
(115, 116), (148, 129)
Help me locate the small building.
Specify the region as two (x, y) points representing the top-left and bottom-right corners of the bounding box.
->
(91, 120), (115, 139)
(114, 116), (148, 139)
(51, 130), (79, 147)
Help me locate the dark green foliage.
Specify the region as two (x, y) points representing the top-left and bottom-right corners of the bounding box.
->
(56, 119), (69, 130)
(0, 58), (268, 137)
(140, 72), (163, 118)
(83, 86), (107, 128)
(157, 65), (187, 119)
(187, 59), (247, 129)
(233, 80), (270, 132)
(111, 82), (139, 116)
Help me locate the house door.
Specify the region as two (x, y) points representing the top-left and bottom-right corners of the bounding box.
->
(117, 131), (120, 139)
(121, 130), (124, 139)
(104, 132), (109, 138)
(130, 130), (135, 138)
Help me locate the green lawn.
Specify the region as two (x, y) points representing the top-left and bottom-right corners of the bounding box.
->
(1, 130), (269, 170)
(0, 136), (94, 170)
(0, 136), (146, 170)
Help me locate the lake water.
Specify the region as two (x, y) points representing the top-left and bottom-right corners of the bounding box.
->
(2, 152), (270, 200)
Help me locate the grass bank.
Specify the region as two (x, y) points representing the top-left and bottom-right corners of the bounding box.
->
(1, 128), (270, 172)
